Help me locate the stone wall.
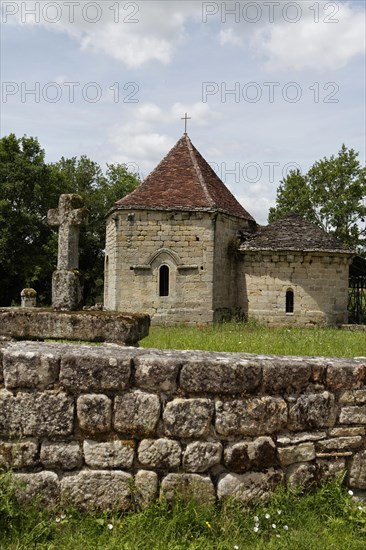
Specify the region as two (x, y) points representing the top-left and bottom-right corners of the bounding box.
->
(212, 213), (247, 320)
(240, 251), (351, 326)
(1, 341), (365, 510)
(104, 209), (215, 324)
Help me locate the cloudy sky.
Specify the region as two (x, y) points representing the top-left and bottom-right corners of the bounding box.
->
(1, 0), (365, 223)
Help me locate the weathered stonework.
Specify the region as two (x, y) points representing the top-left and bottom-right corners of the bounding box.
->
(1, 341), (366, 510)
(0, 309), (149, 346)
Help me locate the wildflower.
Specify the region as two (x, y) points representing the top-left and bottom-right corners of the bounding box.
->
(358, 505), (363, 510)
(254, 526), (259, 533)
(284, 525), (289, 531)
(55, 517), (61, 523)
(234, 546), (239, 550)
(272, 523), (276, 529)
(254, 516), (259, 522)
(348, 489), (354, 496)
(107, 523), (113, 530)
(265, 513), (270, 519)
(205, 521), (212, 529)
(277, 510), (282, 515)
(60, 513), (66, 520)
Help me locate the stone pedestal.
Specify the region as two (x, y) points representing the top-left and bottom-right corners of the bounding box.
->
(52, 270), (83, 311)
(21, 289), (37, 308)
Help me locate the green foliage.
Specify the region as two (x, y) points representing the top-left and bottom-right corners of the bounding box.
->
(269, 145), (366, 251)
(0, 134), (140, 306)
(1, 471), (365, 549)
(0, 134), (62, 305)
(140, 322), (365, 357)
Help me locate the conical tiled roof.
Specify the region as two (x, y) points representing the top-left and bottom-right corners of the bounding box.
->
(112, 134), (254, 220)
(240, 213), (352, 252)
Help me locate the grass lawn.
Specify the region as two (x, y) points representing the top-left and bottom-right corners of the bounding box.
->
(140, 322), (366, 357)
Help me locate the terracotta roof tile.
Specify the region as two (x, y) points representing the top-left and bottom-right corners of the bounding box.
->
(113, 134), (254, 220)
(240, 213), (352, 253)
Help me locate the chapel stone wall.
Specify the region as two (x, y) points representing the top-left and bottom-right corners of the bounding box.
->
(212, 214), (250, 320)
(240, 251), (351, 326)
(104, 210), (216, 324)
(1, 341), (365, 511)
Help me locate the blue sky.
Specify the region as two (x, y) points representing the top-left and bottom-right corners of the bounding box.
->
(1, 0), (365, 223)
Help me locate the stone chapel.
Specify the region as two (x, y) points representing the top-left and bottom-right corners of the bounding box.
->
(104, 134), (354, 326)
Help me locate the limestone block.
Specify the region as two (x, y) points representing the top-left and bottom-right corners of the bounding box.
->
(61, 470), (132, 511)
(0, 348), (3, 383)
(288, 392), (336, 430)
(134, 470), (159, 508)
(317, 458), (346, 478)
(61, 349), (131, 392)
(326, 364), (364, 389)
(261, 361), (311, 393)
(224, 442), (251, 473)
(0, 439), (38, 469)
(114, 391), (161, 437)
(40, 442), (82, 470)
(276, 432), (326, 445)
(328, 427), (365, 437)
(0, 390), (74, 437)
(278, 442), (315, 466)
(160, 473), (215, 504)
(349, 451), (366, 489)
(138, 438), (181, 469)
(77, 394), (112, 434)
(339, 406), (366, 424)
(84, 440), (135, 469)
(217, 469), (283, 502)
(14, 471), (60, 507)
(286, 462), (317, 487)
(3, 347), (59, 390)
(163, 398), (214, 438)
(215, 397), (287, 436)
(316, 437), (362, 452)
(340, 390), (366, 404)
(134, 354), (180, 392)
(180, 355), (261, 394)
(224, 437), (277, 473)
(183, 441), (222, 473)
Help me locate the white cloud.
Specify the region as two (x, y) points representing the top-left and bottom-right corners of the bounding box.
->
(219, 28), (243, 46)
(251, 2), (365, 71)
(5, 0), (201, 68)
(107, 101), (215, 174)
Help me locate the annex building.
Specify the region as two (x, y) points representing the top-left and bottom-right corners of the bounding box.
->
(104, 134), (354, 326)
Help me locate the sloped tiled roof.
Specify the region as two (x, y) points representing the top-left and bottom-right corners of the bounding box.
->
(240, 213), (353, 253)
(112, 134), (254, 220)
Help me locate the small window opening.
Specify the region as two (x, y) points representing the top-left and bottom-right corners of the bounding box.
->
(159, 265), (169, 296)
(286, 289), (294, 313)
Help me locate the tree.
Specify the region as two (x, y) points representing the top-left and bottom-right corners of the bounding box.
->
(0, 135), (140, 306)
(0, 134), (63, 305)
(268, 145), (366, 251)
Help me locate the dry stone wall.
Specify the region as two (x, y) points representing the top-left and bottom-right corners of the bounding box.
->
(1, 341), (366, 511)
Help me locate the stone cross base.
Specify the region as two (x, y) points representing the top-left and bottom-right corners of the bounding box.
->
(52, 270), (83, 311)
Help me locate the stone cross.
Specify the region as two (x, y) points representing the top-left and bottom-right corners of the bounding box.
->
(48, 194), (88, 310)
(48, 194), (88, 270)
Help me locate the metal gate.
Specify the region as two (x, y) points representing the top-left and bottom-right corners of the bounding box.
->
(348, 275), (366, 324)
(348, 256), (366, 324)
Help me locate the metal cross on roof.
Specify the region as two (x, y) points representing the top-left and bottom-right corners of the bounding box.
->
(181, 113), (191, 134)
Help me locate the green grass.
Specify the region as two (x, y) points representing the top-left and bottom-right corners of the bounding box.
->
(1, 471), (365, 549)
(140, 322), (366, 357)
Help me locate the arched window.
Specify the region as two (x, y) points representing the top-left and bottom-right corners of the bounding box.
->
(286, 289), (294, 313)
(159, 265), (169, 296)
